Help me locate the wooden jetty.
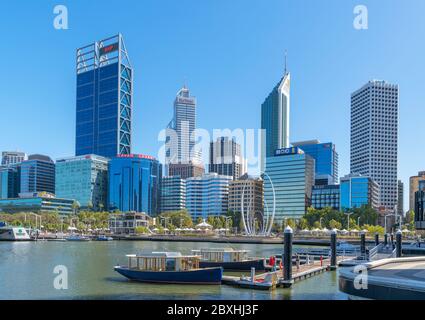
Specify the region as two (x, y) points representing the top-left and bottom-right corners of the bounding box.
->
(222, 257), (340, 290)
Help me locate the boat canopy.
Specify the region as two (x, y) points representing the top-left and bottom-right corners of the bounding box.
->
(126, 252), (201, 272)
(192, 248), (250, 262)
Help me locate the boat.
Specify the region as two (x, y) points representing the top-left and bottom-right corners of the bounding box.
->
(65, 234), (91, 241)
(95, 235), (113, 241)
(192, 248), (266, 271)
(236, 272), (278, 291)
(114, 252), (223, 284)
(0, 222), (31, 241)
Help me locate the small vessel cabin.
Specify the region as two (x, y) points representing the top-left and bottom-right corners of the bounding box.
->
(192, 248), (251, 262)
(126, 252), (202, 272)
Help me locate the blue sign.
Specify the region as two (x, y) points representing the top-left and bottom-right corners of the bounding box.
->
(274, 147), (303, 156)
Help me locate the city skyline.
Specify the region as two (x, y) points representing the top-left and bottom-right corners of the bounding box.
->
(0, 1), (424, 209)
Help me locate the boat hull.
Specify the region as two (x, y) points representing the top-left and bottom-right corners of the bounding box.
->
(199, 259), (265, 271)
(114, 266), (223, 284)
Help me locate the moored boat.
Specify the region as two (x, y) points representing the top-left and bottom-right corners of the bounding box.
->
(95, 235), (113, 241)
(65, 234), (91, 241)
(0, 222), (31, 241)
(192, 248), (266, 271)
(114, 252), (223, 284)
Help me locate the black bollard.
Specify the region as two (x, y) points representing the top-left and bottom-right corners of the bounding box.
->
(390, 233), (395, 249)
(396, 229), (402, 258)
(374, 233), (379, 246)
(283, 226), (293, 283)
(360, 232), (366, 259)
(384, 233), (388, 246)
(330, 229), (337, 270)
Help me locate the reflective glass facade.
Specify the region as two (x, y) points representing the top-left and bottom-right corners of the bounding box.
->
(55, 155), (108, 209)
(261, 73), (290, 161)
(108, 155), (161, 215)
(186, 173), (232, 220)
(264, 150), (315, 222)
(292, 141), (338, 184)
(160, 176), (186, 213)
(312, 185), (340, 210)
(76, 34), (132, 158)
(0, 165), (20, 199)
(340, 174), (380, 210)
(20, 155), (55, 194)
(0, 196), (74, 215)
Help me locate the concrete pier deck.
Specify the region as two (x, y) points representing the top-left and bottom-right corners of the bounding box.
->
(339, 257), (425, 299)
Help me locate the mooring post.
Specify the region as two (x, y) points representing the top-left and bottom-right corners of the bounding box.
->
(360, 231), (366, 259)
(390, 233), (395, 250)
(396, 229), (402, 258)
(375, 233), (379, 246)
(330, 229), (337, 270)
(282, 226), (294, 287)
(384, 233), (388, 246)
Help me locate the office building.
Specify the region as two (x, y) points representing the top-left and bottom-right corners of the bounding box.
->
(264, 147), (315, 222)
(311, 185), (340, 210)
(55, 155), (109, 210)
(108, 154), (161, 215)
(164, 86), (203, 175)
(397, 180), (404, 216)
(186, 173), (232, 220)
(292, 140), (338, 185)
(340, 173), (380, 211)
(261, 69), (290, 162)
(0, 192), (74, 215)
(0, 165), (21, 199)
(168, 162), (204, 180)
(409, 171), (425, 211)
(350, 80), (398, 210)
(75, 34), (132, 158)
(414, 180), (425, 229)
(1, 151), (27, 165)
(160, 176), (186, 213)
(209, 137), (246, 180)
(109, 212), (153, 234)
(228, 174), (263, 216)
(20, 154), (55, 194)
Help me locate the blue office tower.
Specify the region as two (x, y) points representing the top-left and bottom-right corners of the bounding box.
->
(292, 140), (339, 184)
(108, 155), (162, 215)
(20, 154), (55, 195)
(340, 173), (380, 210)
(75, 34), (132, 158)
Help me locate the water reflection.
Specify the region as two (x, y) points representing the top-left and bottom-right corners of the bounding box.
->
(0, 241), (347, 300)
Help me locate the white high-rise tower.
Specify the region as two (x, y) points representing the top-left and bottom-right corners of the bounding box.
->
(350, 80), (399, 209)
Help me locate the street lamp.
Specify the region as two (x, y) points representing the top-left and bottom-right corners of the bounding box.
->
(319, 217), (323, 229)
(344, 211), (353, 230)
(357, 216), (361, 227)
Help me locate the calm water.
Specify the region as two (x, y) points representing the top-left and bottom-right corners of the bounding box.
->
(0, 241), (348, 300)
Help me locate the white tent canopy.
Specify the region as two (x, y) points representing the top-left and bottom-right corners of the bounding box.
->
(196, 219), (212, 229)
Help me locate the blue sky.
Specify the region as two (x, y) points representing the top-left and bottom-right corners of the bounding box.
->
(0, 0), (424, 208)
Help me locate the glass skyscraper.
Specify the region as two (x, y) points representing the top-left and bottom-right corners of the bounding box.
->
(160, 176), (186, 213)
(340, 173), (380, 211)
(20, 154), (55, 195)
(261, 71), (290, 163)
(0, 164), (20, 199)
(108, 155), (161, 215)
(292, 140), (339, 185)
(55, 155), (109, 210)
(264, 147), (315, 222)
(186, 173), (232, 220)
(75, 34), (132, 158)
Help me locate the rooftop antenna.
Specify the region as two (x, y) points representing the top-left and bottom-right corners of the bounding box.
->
(284, 50), (288, 75)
